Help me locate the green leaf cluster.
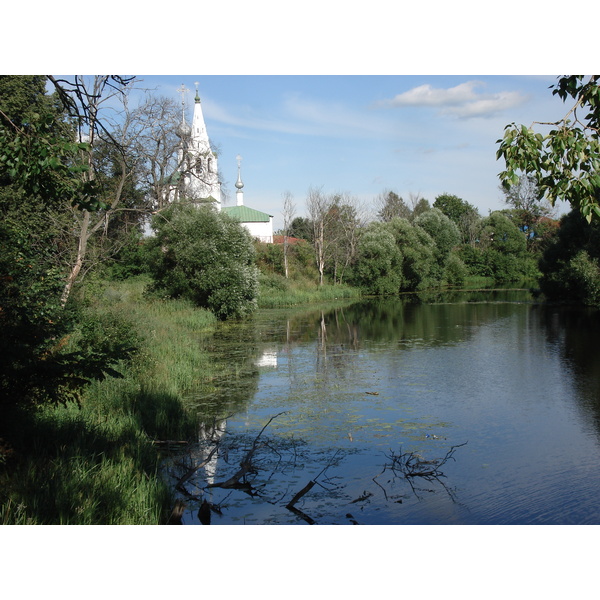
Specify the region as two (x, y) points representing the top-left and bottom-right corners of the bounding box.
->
(0, 222), (137, 410)
(497, 75), (600, 223)
(146, 203), (259, 319)
(0, 111), (102, 211)
(457, 212), (537, 282)
(539, 210), (600, 305)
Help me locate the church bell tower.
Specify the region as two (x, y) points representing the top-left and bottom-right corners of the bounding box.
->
(176, 82), (222, 209)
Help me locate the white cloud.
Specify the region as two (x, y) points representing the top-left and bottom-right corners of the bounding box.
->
(206, 93), (396, 139)
(377, 81), (528, 118)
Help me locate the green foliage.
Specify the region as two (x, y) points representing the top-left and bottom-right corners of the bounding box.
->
(457, 212), (537, 282)
(352, 213), (471, 294)
(0, 220), (142, 410)
(480, 211), (527, 256)
(351, 223), (403, 295)
(443, 252), (468, 286)
(387, 217), (437, 291)
(433, 193), (473, 223)
(0, 277), (218, 524)
(497, 75), (600, 223)
(411, 197), (431, 220)
(146, 203), (259, 319)
(0, 89), (101, 211)
(414, 208), (461, 275)
(376, 190), (412, 222)
(433, 193), (481, 244)
(288, 216), (313, 241)
(539, 210), (600, 305)
(457, 244), (492, 278)
(255, 241), (285, 276)
(103, 228), (149, 280)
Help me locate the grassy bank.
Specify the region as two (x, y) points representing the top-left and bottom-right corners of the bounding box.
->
(257, 272), (362, 308)
(0, 277), (218, 525)
(0, 272), (364, 524)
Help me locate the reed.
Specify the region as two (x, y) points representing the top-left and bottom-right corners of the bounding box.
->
(0, 277), (216, 524)
(1, 274), (361, 524)
(258, 273), (361, 308)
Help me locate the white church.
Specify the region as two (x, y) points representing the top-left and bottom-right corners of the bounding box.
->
(172, 82), (273, 243)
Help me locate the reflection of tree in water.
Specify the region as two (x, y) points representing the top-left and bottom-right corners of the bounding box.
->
(539, 305), (600, 433)
(168, 413), (467, 524)
(185, 319), (263, 421)
(312, 292), (536, 351)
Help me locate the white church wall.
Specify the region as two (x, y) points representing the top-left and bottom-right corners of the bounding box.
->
(244, 219), (273, 243)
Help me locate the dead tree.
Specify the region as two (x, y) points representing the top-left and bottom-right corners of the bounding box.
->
(374, 442), (467, 501)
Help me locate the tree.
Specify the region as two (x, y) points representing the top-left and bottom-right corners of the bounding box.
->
(433, 193), (481, 245)
(500, 174), (555, 251)
(414, 208), (461, 278)
(351, 222), (403, 295)
(55, 76), (146, 305)
(375, 190), (411, 222)
(408, 194), (431, 221)
(288, 216), (313, 241)
(128, 94), (184, 211)
(326, 192), (366, 284)
(0, 77), (100, 215)
(387, 217), (437, 291)
(146, 203), (258, 320)
(497, 75), (600, 223)
(477, 211), (536, 282)
(0, 76), (151, 410)
(538, 210), (600, 306)
(281, 190), (296, 279)
(306, 186), (333, 286)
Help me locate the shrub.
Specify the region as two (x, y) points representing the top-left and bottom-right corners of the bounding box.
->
(539, 210), (600, 305)
(444, 252), (468, 286)
(414, 208), (461, 271)
(145, 203), (259, 320)
(350, 224), (403, 295)
(386, 217), (438, 291)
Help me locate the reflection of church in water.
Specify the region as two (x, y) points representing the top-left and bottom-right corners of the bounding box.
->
(190, 344), (279, 488)
(173, 82), (274, 243)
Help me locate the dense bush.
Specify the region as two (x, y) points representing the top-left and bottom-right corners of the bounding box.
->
(414, 208), (461, 277)
(145, 203), (259, 319)
(351, 223), (403, 295)
(539, 210), (600, 305)
(458, 212), (537, 282)
(443, 252), (469, 286)
(387, 217), (438, 291)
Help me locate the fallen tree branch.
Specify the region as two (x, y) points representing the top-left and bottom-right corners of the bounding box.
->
(286, 480), (316, 509)
(175, 444), (220, 493)
(207, 412), (287, 492)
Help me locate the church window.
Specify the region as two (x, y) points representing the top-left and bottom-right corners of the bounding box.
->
(195, 158), (202, 175)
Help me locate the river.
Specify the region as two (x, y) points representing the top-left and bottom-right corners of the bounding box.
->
(168, 289), (600, 525)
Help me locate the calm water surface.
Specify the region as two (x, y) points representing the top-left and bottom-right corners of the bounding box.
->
(171, 290), (600, 525)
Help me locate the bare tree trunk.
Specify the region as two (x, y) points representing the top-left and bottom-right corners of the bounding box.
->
(61, 210), (91, 306)
(306, 186), (329, 286)
(282, 191), (295, 279)
(57, 77), (137, 306)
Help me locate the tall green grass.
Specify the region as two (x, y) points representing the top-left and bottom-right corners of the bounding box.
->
(0, 276), (218, 525)
(257, 272), (361, 308)
(1, 273), (363, 524)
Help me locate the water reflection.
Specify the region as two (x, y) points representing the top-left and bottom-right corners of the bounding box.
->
(171, 290), (600, 524)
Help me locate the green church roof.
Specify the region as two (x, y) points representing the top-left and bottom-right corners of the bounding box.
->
(222, 205), (272, 222)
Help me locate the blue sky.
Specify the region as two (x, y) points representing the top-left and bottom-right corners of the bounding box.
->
(10, 4), (592, 232)
(135, 74), (571, 229)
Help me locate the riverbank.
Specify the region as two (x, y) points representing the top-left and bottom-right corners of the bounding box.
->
(0, 275), (362, 524)
(0, 277), (217, 524)
(0, 274), (532, 524)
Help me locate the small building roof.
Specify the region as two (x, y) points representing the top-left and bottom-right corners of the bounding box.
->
(222, 205), (272, 223)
